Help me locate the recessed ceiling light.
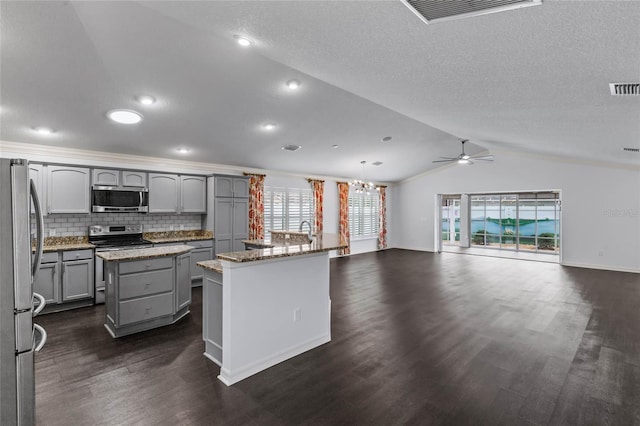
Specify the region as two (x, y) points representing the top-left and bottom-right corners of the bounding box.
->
(286, 79), (300, 90)
(136, 95), (156, 105)
(34, 126), (54, 136)
(107, 109), (143, 124)
(234, 35), (252, 47)
(263, 123), (276, 131)
(332, 144), (340, 149)
(282, 145), (302, 152)
(382, 136), (392, 142)
(177, 147), (190, 154)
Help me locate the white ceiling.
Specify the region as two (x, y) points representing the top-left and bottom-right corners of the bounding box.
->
(1, 1), (639, 182)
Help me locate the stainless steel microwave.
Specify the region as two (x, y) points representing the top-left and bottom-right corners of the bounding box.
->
(92, 186), (149, 212)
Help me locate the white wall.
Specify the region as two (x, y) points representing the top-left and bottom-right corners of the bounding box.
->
(391, 153), (640, 273)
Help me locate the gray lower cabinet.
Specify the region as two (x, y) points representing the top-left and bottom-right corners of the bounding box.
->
(104, 254), (191, 338)
(187, 240), (213, 286)
(34, 250), (94, 312)
(154, 240), (214, 286)
(34, 260), (58, 305)
(176, 253), (191, 311)
(214, 196), (248, 254)
(62, 250), (94, 301)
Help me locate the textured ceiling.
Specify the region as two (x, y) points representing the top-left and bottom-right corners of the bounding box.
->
(1, 1), (639, 182)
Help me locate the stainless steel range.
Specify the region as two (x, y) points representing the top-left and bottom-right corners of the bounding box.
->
(89, 224), (153, 304)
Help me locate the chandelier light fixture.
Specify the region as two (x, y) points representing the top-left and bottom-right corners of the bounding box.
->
(350, 161), (379, 194)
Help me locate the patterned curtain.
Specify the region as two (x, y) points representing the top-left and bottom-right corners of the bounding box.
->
(378, 186), (387, 250)
(307, 179), (324, 234)
(244, 173), (265, 240)
(337, 182), (350, 255)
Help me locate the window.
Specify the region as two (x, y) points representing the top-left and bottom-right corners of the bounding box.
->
(470, 192), (560, 253)
(349, 190), (380, 239)
(264, 187), (313, 240)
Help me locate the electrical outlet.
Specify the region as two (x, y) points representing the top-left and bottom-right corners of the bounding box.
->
(49, 228), (56, 237)
(169, 225), (174, 231)
(180, 224), (184, 231)
(293, 308), (301, 322)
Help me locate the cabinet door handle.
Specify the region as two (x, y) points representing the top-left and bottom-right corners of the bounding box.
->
(61, 263), (66, 279)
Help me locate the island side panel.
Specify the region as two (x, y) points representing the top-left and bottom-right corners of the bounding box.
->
(203, 269), (223, 366)
(219, 252), (331, 385)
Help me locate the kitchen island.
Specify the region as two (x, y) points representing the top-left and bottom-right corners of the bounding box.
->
(97, 245), (193, 338)
(198, 233), (347, 385)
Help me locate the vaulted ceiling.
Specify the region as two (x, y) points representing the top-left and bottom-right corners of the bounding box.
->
(1, 1), (638, 182)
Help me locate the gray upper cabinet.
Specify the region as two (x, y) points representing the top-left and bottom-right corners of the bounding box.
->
(28, 163), (45, 215)
(92, 169), (119, 186)
(233, 178), (249, 198)
(148, 173), (180, 213)
(149, 173), (206, 214)
(214, 175), (249, 198)
(213, 175), (249, 255)
(122, 171), (147, 187)
(93, 169), (147, 188)
(47, 166), (90, 214)
(181, 175), (206, 213)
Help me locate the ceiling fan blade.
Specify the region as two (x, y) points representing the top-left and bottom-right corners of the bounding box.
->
(473, 157), (494, 162)
(471, 155), (494, 160)
(432, 159), (454, 163)
(438, 157), (457, 160)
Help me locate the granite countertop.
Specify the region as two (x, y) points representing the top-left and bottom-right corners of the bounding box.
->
(96, 244), (193, 261)
(34, 236), (95, 253)
(197, 259), (223, 273)
(217, 233), (347, 263)
(241, 239), (275, 248)
(143, 230), (213, 244)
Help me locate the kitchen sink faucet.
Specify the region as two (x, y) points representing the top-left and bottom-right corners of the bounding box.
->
(298, 220), (313, 240)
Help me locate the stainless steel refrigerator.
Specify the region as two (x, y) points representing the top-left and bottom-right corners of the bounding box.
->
(1, 158), (47, 425)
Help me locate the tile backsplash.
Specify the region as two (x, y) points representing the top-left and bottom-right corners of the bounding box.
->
(39, 213), (203, 237)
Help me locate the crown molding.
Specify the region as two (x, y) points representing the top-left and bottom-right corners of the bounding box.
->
(0, 140), (393, 187)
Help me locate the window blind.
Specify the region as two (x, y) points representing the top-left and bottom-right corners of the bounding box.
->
(349, 190), (380, 238)
(264, 186), (313, 240)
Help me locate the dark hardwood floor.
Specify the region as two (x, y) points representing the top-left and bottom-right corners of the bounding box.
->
(35, 250), (640, 425)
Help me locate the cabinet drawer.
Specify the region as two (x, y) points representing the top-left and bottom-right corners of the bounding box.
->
(41, 252), (59, 264)
(118, 293), (174, 326)
(62, 249), (93, 261)
(119, 257), (173, 274)
(119, 269), (173, 299)
(187, 240), (213, 249)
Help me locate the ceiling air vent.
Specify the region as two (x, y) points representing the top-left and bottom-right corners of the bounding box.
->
(372, 161), (384, 166)
(402, 0), (542, 24)
(623, 147), (639, 153)
(281, 144), (301, 152)
(610, 83), (640, 96)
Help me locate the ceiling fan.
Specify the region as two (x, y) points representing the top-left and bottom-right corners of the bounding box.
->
(433, 139), (494, 165)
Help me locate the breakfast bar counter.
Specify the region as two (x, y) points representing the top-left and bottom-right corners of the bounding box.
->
(197, 233), (347, 385)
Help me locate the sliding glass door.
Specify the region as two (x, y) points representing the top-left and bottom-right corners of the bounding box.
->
(441, 196), (461, 246)
(469, 192), (560, 254)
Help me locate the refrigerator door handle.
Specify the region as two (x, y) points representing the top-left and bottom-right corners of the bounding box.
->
(33, 323), (47, 352)
(30, 178), (44, 282)
(32, 292), (46, 316)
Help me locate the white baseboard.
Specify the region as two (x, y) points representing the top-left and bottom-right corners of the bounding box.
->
(561, 261), (640, 274)
(218, 333), (331, 386)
